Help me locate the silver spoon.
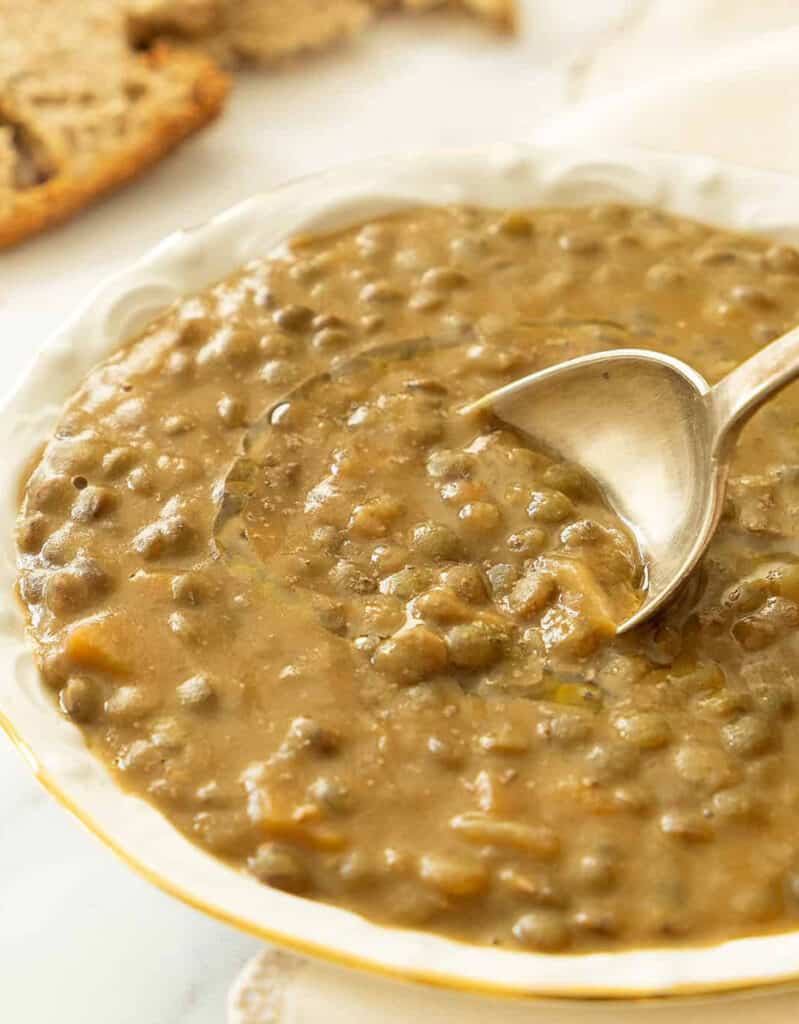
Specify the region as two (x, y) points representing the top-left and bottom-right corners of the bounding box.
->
(463, 325), (799, 634)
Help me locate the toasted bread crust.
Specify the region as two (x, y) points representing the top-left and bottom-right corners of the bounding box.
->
(372, 0), (516, 33)
(128, 0), (515, 69)
(128, 0), (374, 68)
(0, 46), (228, 249)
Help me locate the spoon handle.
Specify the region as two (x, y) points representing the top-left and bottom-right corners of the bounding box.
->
(709, 323), (799, 455)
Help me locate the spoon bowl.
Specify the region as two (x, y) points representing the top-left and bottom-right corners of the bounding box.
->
(465, 325), (799, 633)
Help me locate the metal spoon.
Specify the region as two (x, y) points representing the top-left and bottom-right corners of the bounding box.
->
(463, 326), (799, 634)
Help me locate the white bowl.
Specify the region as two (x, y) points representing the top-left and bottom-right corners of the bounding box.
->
(4, 145), (799, 1001)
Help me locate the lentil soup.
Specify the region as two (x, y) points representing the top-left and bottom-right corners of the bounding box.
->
(15, 204), (799, 952)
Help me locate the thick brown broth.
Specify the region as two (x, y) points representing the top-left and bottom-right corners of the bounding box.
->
(15, 204), (799, 952)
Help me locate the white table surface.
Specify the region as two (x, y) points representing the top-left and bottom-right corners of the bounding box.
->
(3, 3), (799, 1021)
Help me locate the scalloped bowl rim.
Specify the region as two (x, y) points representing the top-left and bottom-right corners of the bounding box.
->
(4, 144), (799, 1000)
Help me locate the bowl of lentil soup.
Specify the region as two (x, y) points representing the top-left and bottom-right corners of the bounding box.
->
(6, 146), (799, 999)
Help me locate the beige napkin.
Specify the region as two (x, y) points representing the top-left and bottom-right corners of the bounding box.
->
(228, 947), (799, 1023)
(541, 29), (799, 175)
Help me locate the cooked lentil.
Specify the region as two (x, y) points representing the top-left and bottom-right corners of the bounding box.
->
(16, 204), (799, 952)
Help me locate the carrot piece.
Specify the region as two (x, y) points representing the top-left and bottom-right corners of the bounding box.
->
(65, 616), (127, 675)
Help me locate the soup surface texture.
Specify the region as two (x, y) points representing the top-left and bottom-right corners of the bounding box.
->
(16, 204), (799, 952)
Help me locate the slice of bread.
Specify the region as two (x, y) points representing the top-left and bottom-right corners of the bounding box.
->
(373, 0), (516, 33)
(0, 1), (229, 248)
(1, 0), (515, 247)
(127, 0), (515, 68)
(127, 0), (374, 66)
